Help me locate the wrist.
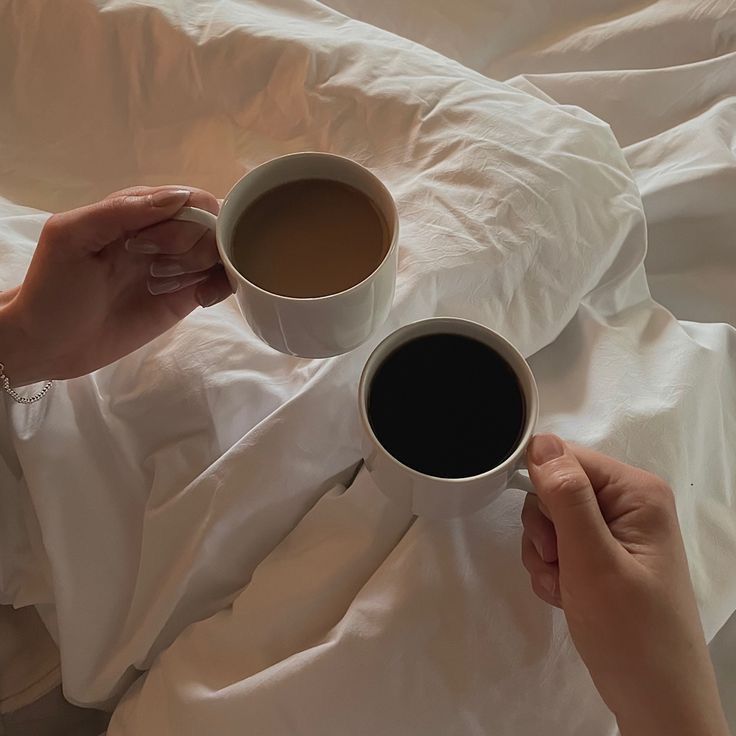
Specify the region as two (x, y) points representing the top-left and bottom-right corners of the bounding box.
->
(0, 298), (52, 387)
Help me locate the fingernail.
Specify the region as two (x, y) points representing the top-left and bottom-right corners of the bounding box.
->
(126, 237), (159, 254)
(148, 278), (181, 295)
(150, 188), (191, 208)
(150, 260), (184, 278)
(529, 434), (564, 466)
(539, 572), (557, 597)
(150, 272), (209, 295)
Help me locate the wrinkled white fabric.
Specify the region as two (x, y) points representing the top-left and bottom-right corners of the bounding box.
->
(0, 0), (734, 733)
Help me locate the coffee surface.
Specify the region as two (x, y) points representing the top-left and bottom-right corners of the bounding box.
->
(232, 178), (389, 298)
(368, 333), (525, 478)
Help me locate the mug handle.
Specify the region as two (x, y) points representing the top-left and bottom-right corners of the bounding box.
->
(509, 466), (537, 495)
(172, 205), (218, 230)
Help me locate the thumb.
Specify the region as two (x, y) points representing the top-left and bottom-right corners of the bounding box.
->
(527, 434), (617, 570)
(45, 188), (192, 253)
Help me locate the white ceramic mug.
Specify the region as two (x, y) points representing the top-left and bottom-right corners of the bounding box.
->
(359, 318), (538, 519)
(174, 152), (399, 358)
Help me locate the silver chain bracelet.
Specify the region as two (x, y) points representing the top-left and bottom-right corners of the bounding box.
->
(0, 362), (53, 404)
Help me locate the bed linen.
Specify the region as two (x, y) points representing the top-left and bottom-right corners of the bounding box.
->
(0, 1), (734, 733)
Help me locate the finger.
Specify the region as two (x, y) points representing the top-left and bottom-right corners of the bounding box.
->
(521, 535), (562, 608)
(151, 266), (232, 320)
(0, 285), (21, 308)
(127, 221), (206, 257)
(567, 443), (669, 497)
(45, 188), (194, 254)
(148, 234), (219, 277)
(128, 221), (209, 257)
(537, 498), (552, 521)
(568, 443), (677, 539)
(521, 494), (558, 563)
(527, 434), (618, 571)
(105, 185), (220, 214)
(147, 271), (210, 296)
(194, 266), (233, 308)
(125, 188), (219, 255)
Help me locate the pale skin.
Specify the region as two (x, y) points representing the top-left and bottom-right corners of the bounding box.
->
(0, 191), (730, 733)
(0, 186), (233, 386)
(523, 434), (731, 736)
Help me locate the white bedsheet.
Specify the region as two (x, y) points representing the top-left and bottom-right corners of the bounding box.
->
(0, 1), (734, 733)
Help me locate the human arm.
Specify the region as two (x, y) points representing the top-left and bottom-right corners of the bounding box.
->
(0, 186), (232, 388)
(521, 434), (730, 736)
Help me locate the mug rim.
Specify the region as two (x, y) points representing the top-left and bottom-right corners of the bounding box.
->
(358, 317), (539, 484)
(216, 151), (399, 303)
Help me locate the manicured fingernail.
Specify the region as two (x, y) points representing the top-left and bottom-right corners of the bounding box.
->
(150, 188), (191, 208)
(529, 434), (564, 466)
(149, 272), (209, 295)
(150, 260), (184, 278)
(148, 278), (181, 295)
(126, 237), (159, 254)
(539, 572), (557, 597)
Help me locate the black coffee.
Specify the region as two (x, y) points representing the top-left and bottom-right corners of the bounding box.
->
(367, 333), (525, 478)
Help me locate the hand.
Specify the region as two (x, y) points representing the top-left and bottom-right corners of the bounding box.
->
(521, 434), (730, 736)
(0, 186), (233, 386)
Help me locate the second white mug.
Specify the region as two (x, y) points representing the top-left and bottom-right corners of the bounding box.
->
(359, 318), (539, 519)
